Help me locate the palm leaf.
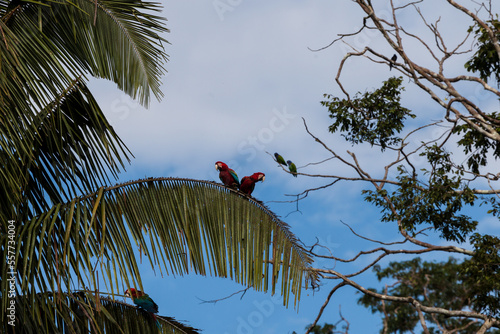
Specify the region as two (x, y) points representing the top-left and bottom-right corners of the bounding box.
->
(42, 0), (169, 105)
(1, 79), (131, 224)
(3, 178), (316, 332)
(0, 0), (168, 112)
(12, 291), (201, 334)
(1, 0), (168, 222)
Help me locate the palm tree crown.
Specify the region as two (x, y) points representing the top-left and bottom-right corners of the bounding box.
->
(0, 1), (315, 332)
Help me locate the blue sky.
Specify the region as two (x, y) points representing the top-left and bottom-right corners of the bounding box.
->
(88, 1), (500, 333)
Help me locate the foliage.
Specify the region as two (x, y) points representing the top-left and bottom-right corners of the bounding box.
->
(461, 234), (500, 317)
(293, 323), (337, 334)
(453, 116), (500, 174)
(7, 177), (313, 317)
(363, 146), (478, 243)
(465, 19), (500, 83)
(322, 77), (415, 150)
(12, 291), (201, 334)
(305, 323), (336, 334)
(299, 1), (500, 333)
(358, 257), (500, 334)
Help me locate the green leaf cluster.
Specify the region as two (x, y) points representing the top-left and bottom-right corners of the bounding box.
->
(358, 257), (500, 334)
(364, 146), (477, 243)
(465, 18), (500, 83)
(453, 116), (500, 174)
(305, 323), (336, 334)
(322, 77), (415, 150)
(461, 234), (500, 317)
(1, 0), (169, 224)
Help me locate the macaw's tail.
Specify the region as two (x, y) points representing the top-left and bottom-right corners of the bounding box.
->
(152, 313), (160, 329)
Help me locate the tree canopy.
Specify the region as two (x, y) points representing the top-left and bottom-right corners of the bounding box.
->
(294, 1), (500, 333)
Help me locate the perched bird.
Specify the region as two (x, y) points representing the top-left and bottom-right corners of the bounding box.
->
(125, 288), (159, 326)
(287, 160), (297, 177)
(240, 172), (265, 196)
(274, 153), (287, 166)
(390, 54), (397, 71)
(215, 161), (240, 189)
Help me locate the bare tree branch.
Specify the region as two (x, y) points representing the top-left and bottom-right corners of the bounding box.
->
(316, 268), (500, 326)
(304, 282), (347, 334)
(299, 2), (500, 332)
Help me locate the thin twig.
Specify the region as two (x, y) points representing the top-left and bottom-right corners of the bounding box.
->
(197, 286), (253, 305)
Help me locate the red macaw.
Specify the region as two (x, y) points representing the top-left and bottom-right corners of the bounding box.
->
(240, 172), (265, 196)
(125, 288), (159, 326)
(215, 161), (240, 189)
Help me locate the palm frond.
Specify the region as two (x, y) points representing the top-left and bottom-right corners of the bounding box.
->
(4, 178), (316, 332)
(11, 291), (201, 333)
(0, 0), (168, 111)
(1, 79), (131, 222)
(45, 0), (169, 105)
(1, 0), (169, 222)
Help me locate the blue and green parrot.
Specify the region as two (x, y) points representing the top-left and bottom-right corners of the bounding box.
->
(125, 288), (160, 327)
(287, 160), (297, 177)
(274, 153), (287, 166)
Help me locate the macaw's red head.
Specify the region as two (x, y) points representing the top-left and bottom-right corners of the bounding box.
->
(251, 172), (265, 182)
(215, 161), (229, 171)
(124, 288), (141, 298)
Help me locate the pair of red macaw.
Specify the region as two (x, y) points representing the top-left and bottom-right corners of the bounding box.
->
(215, 161), (265, 196)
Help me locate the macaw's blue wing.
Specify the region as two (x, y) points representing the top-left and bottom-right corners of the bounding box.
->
(229, 168), (240, 185)
(134, 294), (159, 314)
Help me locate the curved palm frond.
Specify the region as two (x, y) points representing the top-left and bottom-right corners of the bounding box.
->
(12, 291), (200, 334)
(1, 0), (168, 223)
(43, 0), (169, 105)
(1, 0), (168, 112)
(1, 78), (131, 224)
(4, 178), (316, 331)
